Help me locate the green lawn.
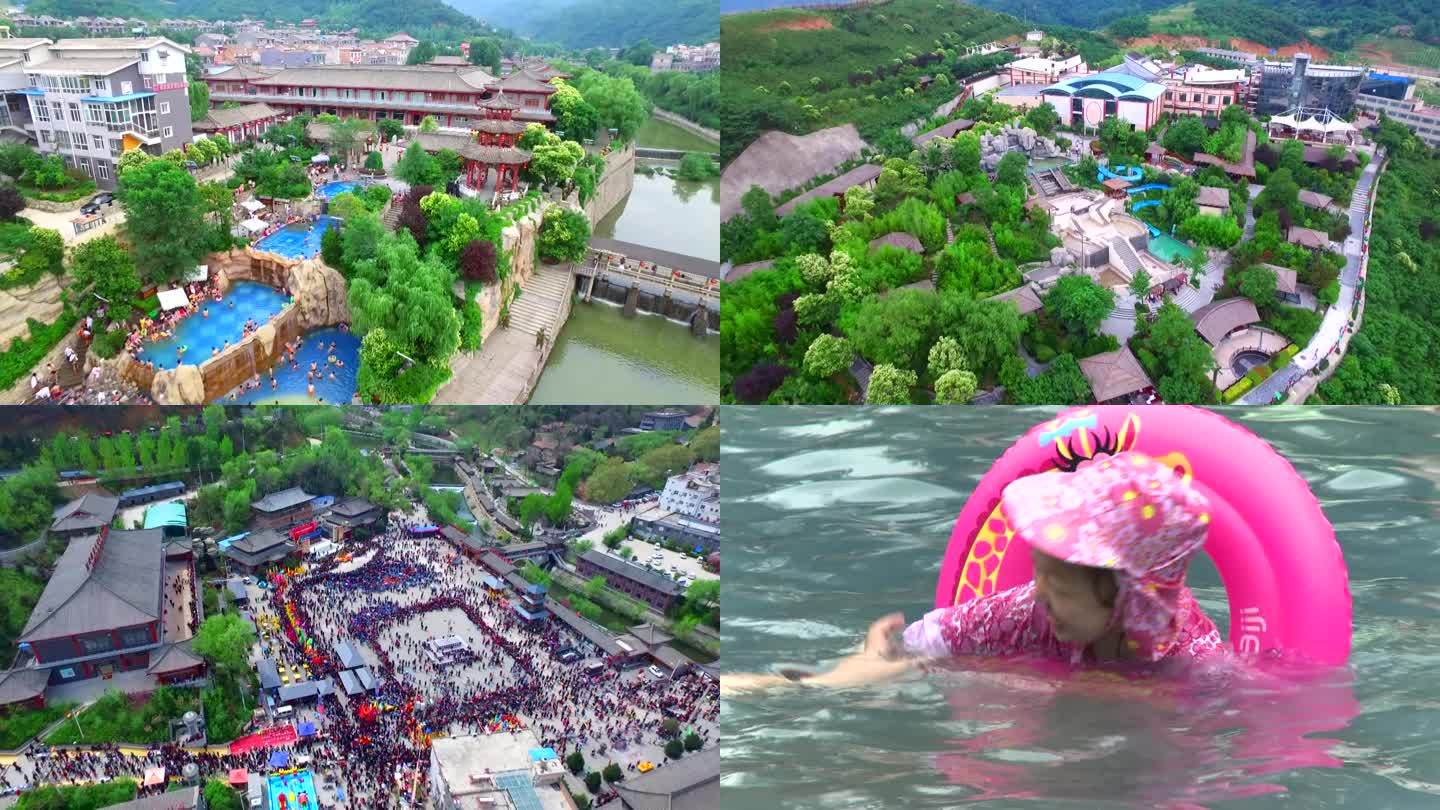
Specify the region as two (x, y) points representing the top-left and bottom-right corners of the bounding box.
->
(0, 218), (34, 258)
(635, 116), (718, 154)
(0, 702), (76, 750)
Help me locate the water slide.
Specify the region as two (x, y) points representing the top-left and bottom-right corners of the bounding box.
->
(1126, 183), (1170, 194)
(1096, 163), (1143, 182)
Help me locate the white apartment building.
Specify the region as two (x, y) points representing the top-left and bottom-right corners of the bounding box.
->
(659, 465), (719, 524)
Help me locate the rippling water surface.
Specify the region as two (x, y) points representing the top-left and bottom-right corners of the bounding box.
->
(721, 406), (1440, 809)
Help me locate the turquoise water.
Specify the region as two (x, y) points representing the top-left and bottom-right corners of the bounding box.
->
(1098, 164), (1143, 182)
(317, 180), (367, 199)
(232, 327), (359, 405)
(1149, 234), (1196, 264)
(266, 769), (318, 810)
(722, 406), (1440, 809)
(138, 282), (289, 370)
(255, 215), (339, 259)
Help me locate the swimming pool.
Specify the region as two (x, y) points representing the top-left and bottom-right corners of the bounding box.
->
(317, 180), (367, 199)
(138, 282), (289, 370)
(255, 216), (339, 259)
(1149, 234), (1195, 264)
(722, 406), (1440, 809)
(266, 769), (318, 810)
(232, 327), (359, 405)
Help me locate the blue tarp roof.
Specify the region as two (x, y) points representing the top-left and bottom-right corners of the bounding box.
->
(268, 751), (289, 768)
(311, 495), (336, 510)
(278, 681), (318, 703)
(528, 747), (558, 762)
(144, 500), (187, 529)
(218, 532), (251, 551)
(297, 722), (316, 737)
(81, 91), (154, 103)
(413, 525), (439, 532)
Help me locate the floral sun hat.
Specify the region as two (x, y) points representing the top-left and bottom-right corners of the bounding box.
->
(1000, 451), (1212, 661)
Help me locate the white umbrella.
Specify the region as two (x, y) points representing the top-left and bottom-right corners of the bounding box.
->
(241, 199), (266, 214)
(240, 217), (267, 234)
(157, 288), (189, 312)
(312, 153), (330, 164)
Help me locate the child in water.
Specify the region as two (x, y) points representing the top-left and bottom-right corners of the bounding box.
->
(725, 452), (1222, 692)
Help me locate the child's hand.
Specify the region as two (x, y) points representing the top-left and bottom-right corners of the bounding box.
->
(864, 612), (907, 659)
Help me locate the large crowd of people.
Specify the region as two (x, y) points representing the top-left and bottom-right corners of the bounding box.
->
(3, 507), (718, 808)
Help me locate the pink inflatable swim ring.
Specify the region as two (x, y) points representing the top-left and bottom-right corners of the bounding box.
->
(935, 406), (1351, 666)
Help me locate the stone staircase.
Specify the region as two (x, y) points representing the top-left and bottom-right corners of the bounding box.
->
(381, 200), (402, 231)
(984, 225), (1000, 258)
(504, 265), (572, 339)
(1108, 237), (1143, 281)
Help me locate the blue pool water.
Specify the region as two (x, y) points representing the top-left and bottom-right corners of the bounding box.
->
(1097, 163), (1144, 182)
(317, 180), (367, 199)
(232, 327), (360, 405)
(1149, 234), (1196, 263)
(255, 215), (339, 259)
(266, 769), (318, 810)
(137, 282), (289, 370)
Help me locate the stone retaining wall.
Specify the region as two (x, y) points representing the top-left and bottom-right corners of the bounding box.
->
(651, 109), (720, 143)
(582, 142), (635, 225)
(24, 196), (88, 213)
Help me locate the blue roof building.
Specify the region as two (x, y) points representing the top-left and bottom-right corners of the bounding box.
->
(1041, 68), (1168, 131)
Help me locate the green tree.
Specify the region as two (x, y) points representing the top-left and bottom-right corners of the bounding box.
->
(865, 364), (917, 404)
(1162, 116), (1207, 157)
(395, 142), (438, 186)
(420, 115), (439, 134)
(519, 561), (552, 586)
(550, 80), (599, 142)
(406, 41), (438, 65)
(529, 136), (586, 189)
(585, 771), (602, 793)
(566, 750), (585, 775)
(583, 574), (607, 599)
(684, 731), (703, 751)
(204, 779), (243, 810)
(584, 458), (633, 503)
(690, 425), (719, 461)
(934, 368), (978, 403)
(1024, 102), (1060, 136)
(119, 159), (206, 286)
(578, 73), (651, 143)
(803, 334), (853, 378)
(1128, 267), (1153, 300)
(996, 151), (1029, 189)
(1045, 275), (1115, 337)
(537, 206), (591, 263)
(378, 118), (405, 142)
(624, 39), (656, 66)
(1239, 266), (1277, 305)
(69, 236), (139, 313)
(927, 335), (966, 377)
(603, 763), (623, 783)
(191, 613), (256, 680)
(665, 739), (684, 759)
(469, 38), (502, 72)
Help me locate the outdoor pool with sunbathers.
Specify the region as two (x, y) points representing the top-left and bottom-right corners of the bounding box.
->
(232, 327), (360, 405)
(137, 282), (289, 370)
(255, 215), (339, 259)
(317, 180), (367, 199)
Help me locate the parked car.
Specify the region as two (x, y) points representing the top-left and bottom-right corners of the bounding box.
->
(647, 665), (667, 681)
(79, 192), (114, 215)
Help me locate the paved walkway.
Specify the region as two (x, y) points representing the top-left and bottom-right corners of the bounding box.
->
(1241, 149), (1383, 404)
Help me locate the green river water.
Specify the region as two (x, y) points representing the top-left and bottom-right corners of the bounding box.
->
(530, 119), (719, 404)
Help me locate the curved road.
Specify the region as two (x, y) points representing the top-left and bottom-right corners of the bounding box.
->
(1240, 148), (1382, 404)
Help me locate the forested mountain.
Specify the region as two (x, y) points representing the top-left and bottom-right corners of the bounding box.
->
(445, 0), (717, 47)
(969, 0), (1437, 52)
(24, 0), (484, 41)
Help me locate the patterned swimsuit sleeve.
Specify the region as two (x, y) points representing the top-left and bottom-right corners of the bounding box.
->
(901, 583), (1047, 659)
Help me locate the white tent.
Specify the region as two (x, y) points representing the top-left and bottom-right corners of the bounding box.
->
(312, 153), (330, 163)
(240, 217), (267, 234)
(157, 288), (189, 312)
(241, 199), (266, 214)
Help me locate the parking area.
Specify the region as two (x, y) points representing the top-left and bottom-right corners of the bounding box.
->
(605, 536), (715, 583)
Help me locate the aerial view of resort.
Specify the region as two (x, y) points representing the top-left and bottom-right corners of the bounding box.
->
(720, 0), (1440, 405)
(0, 405), (720, 809)
(0, 0), (720, 407)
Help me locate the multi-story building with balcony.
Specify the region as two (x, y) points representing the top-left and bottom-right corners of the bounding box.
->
(1355, 85), (1440, 149)
(203, 62), (557, 128)
(0, 37), (50, 138)
(19, 37), (193, 189)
